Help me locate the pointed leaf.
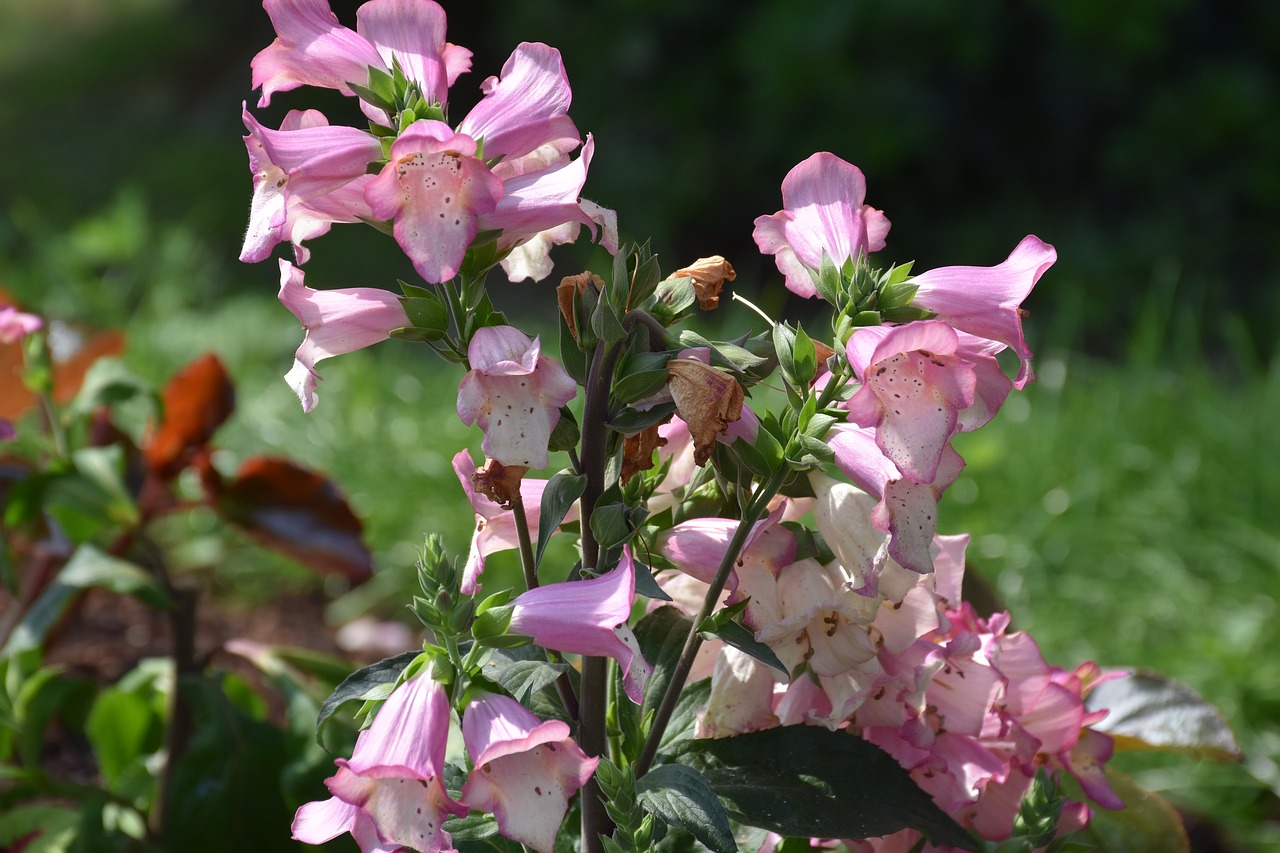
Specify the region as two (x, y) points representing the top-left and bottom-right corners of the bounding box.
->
(632, 558), (673, 602)
(315, 652), (417, 743)
(674, 727), (977, 850)
(143, 353), (235, 480)
(1085, 671), (1242, 761)
(478, 648), (568, 704)
(636, 763), (736, 853)
(634, 606), (695, 718)
(699, 618), (788, 677)
(212, 456), (372, 582)
(537, 470), (586, 569)
(610, 402), (678, 434)
(1071, 768), (1190, 852)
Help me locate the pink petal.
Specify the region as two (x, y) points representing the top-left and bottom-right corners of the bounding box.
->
(365, 121), (504, 283)
(253, 0), (385, 107)
(355, 0), (469, 106)
(457, 42), (578, 163)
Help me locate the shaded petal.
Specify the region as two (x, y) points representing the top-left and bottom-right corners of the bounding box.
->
(356, 0), (469, 105)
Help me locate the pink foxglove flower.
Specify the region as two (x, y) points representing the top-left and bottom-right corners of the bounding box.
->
(252, 0), (471, 114)
(452, 450), (578, 594)
(278, 260), (409, 412)
(910, 235), (1057, 389)
(456, 326), (577, 469)
(752, 152), (891, 299)
(292, 674), (466, 852)
(459, 693), (598, 853)
(240, 106), (380, 265)
(0, 305), (42, 344)
(508, 550), (651, 703)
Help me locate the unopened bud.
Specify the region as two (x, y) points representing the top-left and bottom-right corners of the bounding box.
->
(557, 271), (604, 340)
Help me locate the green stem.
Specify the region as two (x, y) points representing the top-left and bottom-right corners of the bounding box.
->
(634, 463), (791, 777)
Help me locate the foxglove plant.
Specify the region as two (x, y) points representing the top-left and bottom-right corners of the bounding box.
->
(238, 2), (1228, 851)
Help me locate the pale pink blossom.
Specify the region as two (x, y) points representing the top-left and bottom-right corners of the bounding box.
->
(508, 550), (650, 703)
(252, 0), (471, 115)
(240, 107), (381, 265)
(456, 326), (577, 469)
(0, 306), (42, 344)
(278, 260), (409, 412)
(292, 674), (466, 852)
(460, 693), (598, 853)
(910, 235), (1057, 389)
(753, 152), (891, 299)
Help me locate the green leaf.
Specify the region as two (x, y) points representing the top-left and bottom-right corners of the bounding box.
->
(478, 647), (568, 704)
(1084, 671), (1242, 761)
(674, 727), (976, 850)
(66, 357), (155, 418)
(614, 352), (673, 404)
(652, 275), (697, 322)
(772, 323), (798, 389)
(636, 764), (736, 853)
(314, 651), (417, 745)
(676, 331), (767, 371)
(699, 618), (788, 677)
(85, 686), (160, 791)
(813, 251), (843, 304)
(548, 406), (581, 452)
(444, 815), (526, 852)
(478, 646), (574, 723)
(629, 245), (662, 306)
(590, 502), (633, 550)
(400, 293), (450, 340)
(631, 558), (673, 602)
(0, 805), (80, 849)
(2, 546), (167, 658)
(661, 678), (711, 753)
(559, 312), (589, 383)
(634, 606), (694, 719)
(610, 402), (678, 434)
(537, 470), (587, 569)
(791, 325), (818, 387)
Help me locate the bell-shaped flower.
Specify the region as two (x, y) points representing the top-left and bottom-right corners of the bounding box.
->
(508, 550), (650, 703)
(278, 260), (409, 412)
(241, 106), (380, 265)
(910, 235), (1057, 389)
(0, 305), (42, 343)
(844, 321), (979, 485)
(459, 693), (598, 853)
(452, 450), (578, 594)
(252, 0), (471, 115)
(292, 673), (466, 852)
(698, 645), (781, 738)
(365, 121), (506, 283)
(456, 326), (577, 469)
(752, 152), (891, 299)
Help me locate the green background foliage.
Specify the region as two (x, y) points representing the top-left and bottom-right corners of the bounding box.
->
(2, 0), (1277, 848)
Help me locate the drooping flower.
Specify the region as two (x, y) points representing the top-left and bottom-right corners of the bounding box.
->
(752, 152), (891, 299)
(452, 450), (578, 594)
(278, 260), (410, 412)
(508, 550), (650, 703)
(460, 693), (598, 853)
(240, 106), (380, 265)
(0, 305), (42, 344)
(456, 325), (577, 469)
(292, 673), (466, 852)
(252, 0), (472, 115)
(910, 235), (1057, 389)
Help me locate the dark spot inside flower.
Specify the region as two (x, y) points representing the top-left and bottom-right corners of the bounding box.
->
(535, 786), (543, 795)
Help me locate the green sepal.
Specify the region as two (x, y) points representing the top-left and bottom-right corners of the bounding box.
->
(812, 250), (844, 304)
(609, 401), (677, 434)
(614, 351), (673, 403)
(651, 275), (697, 324)
(559, 312), (589, 383)
(471, 605), (516, 643)
(536, 469), (587, 569)
(548, 406), (581, 452)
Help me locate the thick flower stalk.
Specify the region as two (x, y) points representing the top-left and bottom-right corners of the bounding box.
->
(460, 692), (599, 853)
(292, 673), (466, 852)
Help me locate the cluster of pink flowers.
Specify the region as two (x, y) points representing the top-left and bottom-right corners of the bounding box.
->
(243, 0), (616, 411)
(296, 553), (650, 852)
(242, 3), (1121, 851)
(638, 154), (1117, 847)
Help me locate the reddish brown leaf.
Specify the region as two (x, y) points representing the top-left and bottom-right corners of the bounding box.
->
(143, 353), (235, 480)
(621, 417), (670, 483)
(0, 320), (126, 420)
(213, 456), (373, 582)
